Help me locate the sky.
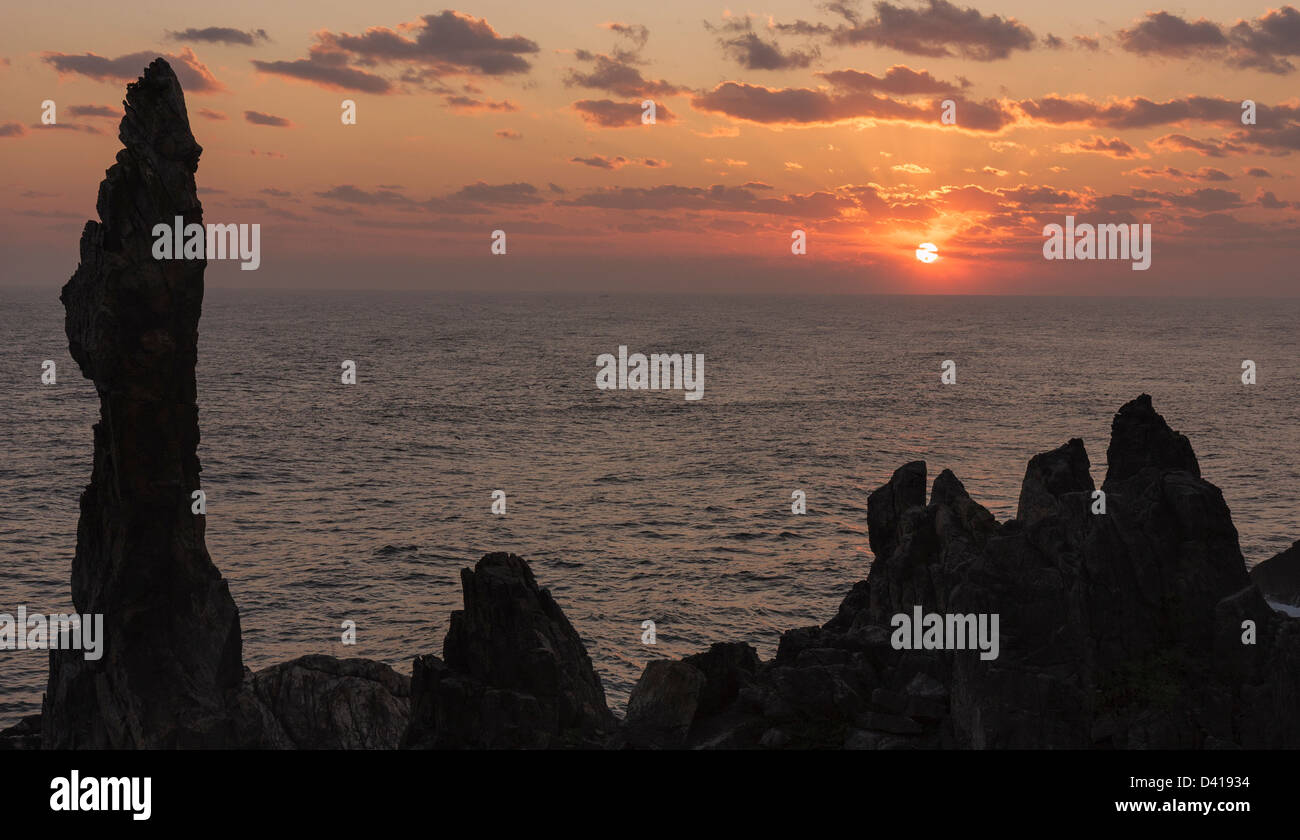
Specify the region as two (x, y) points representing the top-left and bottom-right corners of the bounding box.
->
(1, 0), (1299, 293)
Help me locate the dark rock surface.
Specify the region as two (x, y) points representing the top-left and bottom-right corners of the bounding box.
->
(1250, 540), (1300, 607)
(626, 394), (1300, 749)
(45, 57), (245, 748)
(236, 656), (411, 749)
(403, 553), (617, 748)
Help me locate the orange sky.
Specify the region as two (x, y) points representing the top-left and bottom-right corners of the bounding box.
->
(2, 1), (1299, 293)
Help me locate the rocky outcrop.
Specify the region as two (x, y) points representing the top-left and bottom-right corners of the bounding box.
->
(235, 656), (411, 749)
(626, 395), (1300, 749)
(1251, 541), (1300, 607)
(403, 553), (617, 748)
(46, 57), (244, 748)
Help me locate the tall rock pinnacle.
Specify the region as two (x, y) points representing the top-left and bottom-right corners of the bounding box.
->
(46, 58), (244, 747)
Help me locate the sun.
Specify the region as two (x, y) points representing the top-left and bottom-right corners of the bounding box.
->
(915, 242), (939, 263)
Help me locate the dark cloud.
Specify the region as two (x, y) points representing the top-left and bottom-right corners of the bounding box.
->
(322, 11), (538, 75)
(1245, 167), (1272, 177)
(691, 82), (1011, 131)
(817, 64), (961, 94)
(316, 185), (412, 206)
(42, 48), (224, 92)
(443, 94), (517, 112)
(252, 45), (392, 93)
(706, 16), (818, 70)
(244, 110), (293, 127)
(197, 108), (227, 120)
(559, 183), (855, 218)
(66, 104), (120, 118)
(1148, 133), (1248, 158)
(569, 155), (665, 169)
(1116, 11), (1227, 55)
(254, 11), (537, 93)
(29, 122), (102, 134)
(565, 54), (684, 97)
(0, 122), (26, 137)
(1257, 188), (1294, 208)
(1060, 135), (1141, 158)
(572, 99), (676, 128)
(496, 129), (523, 139)
(168, 27), (269, 46)
(1126, 166), (1232, 181)
(445, 181), (544, 205)
(1117, 7), (1300, 74)
(261, 188), (293, 197)
(829, 0), (1036, 61)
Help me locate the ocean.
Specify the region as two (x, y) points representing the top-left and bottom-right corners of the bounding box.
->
(3, 288), (1298, 721)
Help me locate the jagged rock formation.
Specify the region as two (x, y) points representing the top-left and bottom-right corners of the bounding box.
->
(403, 553), (616, 748)
(235, 656), (411, 749)
(628, 395), (1300, 749)
(46, 58), (245, 748)
(1251, 540), (1300, 607)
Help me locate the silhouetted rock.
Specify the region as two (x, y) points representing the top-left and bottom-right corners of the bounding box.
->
(1103, 393), (1200, 488)
(45, 57), (244, 748)
(0, 715), (42, 751)
(624, 660), (705, 748)
(403, 553), (616, 748)
(624, 395), (1300, 749)
(1017, 437), (1093, 525)
(1251, 541), (1300, 607)
(236, 656), (411, 749)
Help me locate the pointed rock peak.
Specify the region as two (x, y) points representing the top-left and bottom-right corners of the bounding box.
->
(1017, 437), (1094, 524)
(120, 58), (201, 167)
(867, 461), (926, 561)
(931, 469), (969, 507)
(1103, 395), (1200, 489)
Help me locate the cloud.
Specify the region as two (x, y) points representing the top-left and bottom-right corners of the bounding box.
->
(1125, 165), (1231, 181)
(252, 45), (393, 93)
(1148, 133), (1248, 158)
(707, 16), (818, 70)
(244, 110), (293, 127)
(691, 82), (1011, 131)
(1058, 135), (1143, 158)
(816, 64), (961, 95)
(1245, 167), (1272, 177)
(445, 181), (544, 205)
(67, 104), (120, 118)
(558, 182), (855, 218)
(565, 28), (685, 98)
(321, 11), (539, 75)
(168, 27), (269, 46)
(892, 162), (931, 173)
(826, 0), (1036, 61)
(198, 108), (227, 120)
(42, 47), (224, 92)
(254, 11), (537, 92)
(1256, 188), (1294, 208)
(570, 155), (666, 169)
(1116, 7), (1300, 74)
(443, 94), (517, 112)
(0, 122), (26, 138)
(29, 122), (102, 134)
(496, 129), (522, 139)
(1116, 11), (1227, 56)
(573, 99), (675, 127)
